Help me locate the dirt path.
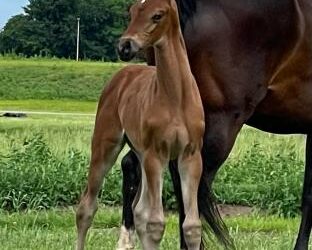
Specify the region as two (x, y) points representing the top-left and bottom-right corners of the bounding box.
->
(218, 204), (254, 217)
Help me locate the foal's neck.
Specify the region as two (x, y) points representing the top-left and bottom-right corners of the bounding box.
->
(154, 26), (194, 106)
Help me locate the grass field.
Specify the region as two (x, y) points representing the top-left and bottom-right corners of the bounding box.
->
(0, 114), (94, 155)
(0, 57), (125, 101)
(1, 207), (310, 250)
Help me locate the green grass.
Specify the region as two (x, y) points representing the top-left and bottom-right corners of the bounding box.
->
(0, 57), (125, 101)
(0, 100), (97, 113)
(1, 208), (310, 250)
(0, 114), (94, 156)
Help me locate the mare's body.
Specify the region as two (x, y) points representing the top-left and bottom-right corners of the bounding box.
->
(119, 0), (312, 249)
(76, 1), (205, 250)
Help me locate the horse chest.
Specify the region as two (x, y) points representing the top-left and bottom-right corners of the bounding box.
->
(142, 116), (202, 160)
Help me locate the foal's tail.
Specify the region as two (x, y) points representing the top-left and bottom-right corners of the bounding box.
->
(198, 169), (235, 250)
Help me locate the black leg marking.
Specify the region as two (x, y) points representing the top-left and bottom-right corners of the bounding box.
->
(121, 150), (141, 230)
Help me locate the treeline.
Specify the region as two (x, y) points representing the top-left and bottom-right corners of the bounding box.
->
(0, 0), (132, 61)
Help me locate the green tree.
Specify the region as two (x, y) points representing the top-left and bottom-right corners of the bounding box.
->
(78, 0), (131, 60)
(0, 0), (132, 60)
(0, 14), (47, 56)
(24, 0), (79, 58)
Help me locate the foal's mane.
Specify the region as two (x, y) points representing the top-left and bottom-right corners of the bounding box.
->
(176, 0), (197, 31)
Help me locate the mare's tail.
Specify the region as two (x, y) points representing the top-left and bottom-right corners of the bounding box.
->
(198, 168), (235, 250)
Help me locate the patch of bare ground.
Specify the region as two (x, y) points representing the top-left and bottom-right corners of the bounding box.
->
(217, 204), (254, 217)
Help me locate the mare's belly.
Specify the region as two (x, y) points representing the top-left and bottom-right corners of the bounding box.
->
(256, 80), (312, 123)
(249, 79), (312, 133)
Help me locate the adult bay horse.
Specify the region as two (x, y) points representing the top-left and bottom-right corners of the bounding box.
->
(76, 0), (205, 249)
(118, 0), (312, 249)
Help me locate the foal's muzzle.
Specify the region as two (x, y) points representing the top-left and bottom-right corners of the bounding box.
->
(118, 38), (140, 62)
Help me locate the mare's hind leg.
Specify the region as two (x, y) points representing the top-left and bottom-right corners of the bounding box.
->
(117, 150), (140, 250)
(294, 134), (312, 250)
(76, 111), (124, 250)
(134, 151), (166, 250)
(179, 152), (203, 250)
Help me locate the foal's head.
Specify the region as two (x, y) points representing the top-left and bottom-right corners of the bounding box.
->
(118, 0), (180, 61)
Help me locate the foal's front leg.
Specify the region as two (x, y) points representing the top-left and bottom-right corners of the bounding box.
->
(134, 151), (166, 250)
(179, 151), (203, 250)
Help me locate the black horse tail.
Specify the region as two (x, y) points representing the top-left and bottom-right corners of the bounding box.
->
(198, 168), (235, 250)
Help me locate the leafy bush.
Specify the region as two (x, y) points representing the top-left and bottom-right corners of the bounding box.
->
(0, 135), (305, 216)
(215, 143), (304, 217)
(0, 135), (88, 211)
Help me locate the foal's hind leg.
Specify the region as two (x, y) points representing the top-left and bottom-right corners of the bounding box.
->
(179, 151), (203, 250)
(169, 160), (188, 250)
(134, 151), (166, 250)
(76, 112), (124, 250)
(294, 134), (312, 250)
(117, 150), (140, 250)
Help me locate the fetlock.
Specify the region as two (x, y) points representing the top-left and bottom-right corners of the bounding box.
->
(146, 221), (165, 243)
(183, 222), (202, 250)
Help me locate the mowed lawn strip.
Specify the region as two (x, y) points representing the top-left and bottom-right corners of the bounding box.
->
(0, 99), (97, 113)
(0, 208), (309, 250)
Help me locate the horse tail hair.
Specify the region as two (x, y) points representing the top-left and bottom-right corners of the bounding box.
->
(199, 168), (235, 250)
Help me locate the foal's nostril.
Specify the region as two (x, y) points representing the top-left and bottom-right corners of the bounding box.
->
(122, 41), (131, 54)
(118, 39), (138, 62)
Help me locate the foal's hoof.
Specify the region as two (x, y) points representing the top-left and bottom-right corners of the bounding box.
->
(116, 225), (135, 250)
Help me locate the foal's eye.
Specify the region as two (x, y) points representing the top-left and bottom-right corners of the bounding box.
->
(152, 14), (163, 23)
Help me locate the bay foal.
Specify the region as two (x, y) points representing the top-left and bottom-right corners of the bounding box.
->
(76, 0), (204, 249)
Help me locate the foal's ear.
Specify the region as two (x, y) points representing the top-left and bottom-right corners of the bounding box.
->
(169, 0), (178, 10)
